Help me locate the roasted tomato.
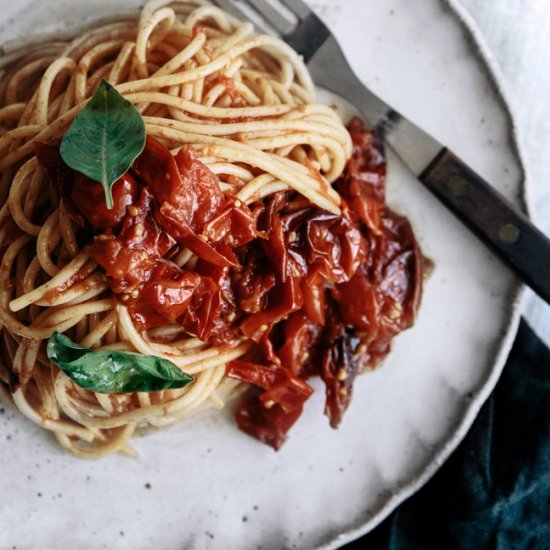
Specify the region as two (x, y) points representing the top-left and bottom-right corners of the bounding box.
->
(34, 140), (138, 229)
(234, 396), (304, 451)
(42, 114), (427, 451)
(132, 137), (224, 234)
(240, 276), (304, 341)
(71, 172), (138, 230)
(277, 311), (322, 376)
(227, 359), (314, 450)
(90, 188), (175, 293)
(140, 263), (202, 322)
(303, 209), (365, 284)
(320, 321), (361, 429)
(338, 116), (387, 233)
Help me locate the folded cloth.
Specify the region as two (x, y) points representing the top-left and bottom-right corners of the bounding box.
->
(343, 318), (550, 550)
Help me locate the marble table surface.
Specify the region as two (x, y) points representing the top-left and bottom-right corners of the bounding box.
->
(456, 0), (550, 345)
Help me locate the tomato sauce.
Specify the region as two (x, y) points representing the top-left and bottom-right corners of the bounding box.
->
(34, 117), (428, 450)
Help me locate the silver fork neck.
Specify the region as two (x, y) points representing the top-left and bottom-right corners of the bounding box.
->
(308, 36), (443, 176)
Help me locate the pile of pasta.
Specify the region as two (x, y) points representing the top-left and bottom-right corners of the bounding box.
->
(0, 0), (426, 458)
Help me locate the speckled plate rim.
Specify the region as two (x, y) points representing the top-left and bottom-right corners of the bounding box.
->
(321, 0), (530, 547)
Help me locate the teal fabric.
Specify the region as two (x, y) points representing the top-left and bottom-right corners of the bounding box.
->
(343, 319), (550, 550)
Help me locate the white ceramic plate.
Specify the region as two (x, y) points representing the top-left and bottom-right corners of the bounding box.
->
(0, 1), (526, 549)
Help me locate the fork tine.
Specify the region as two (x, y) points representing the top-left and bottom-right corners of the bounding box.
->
(212, 0), (275, 35)
(244, 0), (296, 35)
(211, 0), (250, 24)
(278, 0), (312, 19)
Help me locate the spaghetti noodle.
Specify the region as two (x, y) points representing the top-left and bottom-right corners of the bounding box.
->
(0, 0), (427, 458)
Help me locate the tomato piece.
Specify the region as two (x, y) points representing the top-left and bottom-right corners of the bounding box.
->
(132, 137), (245, 267)
(132, 136), (194, 222)
(336, 117), (386, 233)
(133, 137), (224, 234)
(304, 210), (365, 284)
(195, 260), (239, 344)
(259, 376), (313, 413)
(235, 397), (303, 451)
(140, 266), (202, 323)
(379, 212), (426, 315)
(320, 323), (361, 429)
(177, 226), (237, 267)
(259, 325), (278, 365)
(203, 197), (257, 248)
(90, 188), (175, 293)
(277, 311), (322, 376)
(240, 276), (303, 340)
(227, 359), (313, 412)
(332, 268), (380, 336)
(258, 192), (288, 282)
(35, 139), (138, 229)
(129, 260), (238, 339)
(333, 211), (424, 339)
(228, 355), (313, 451)
(71, 172), (138, 230)
(129, 304), (172, 331)
(227, 359), (284, 389)
(343, 177), (382, 233)
(300, 273), (325, 326)
(165, 198), (258, 267)
(347, 117), (386, 192)
(238, 250), (277, 314)
(174, 146), (224, 229)
(177, 275), (220, 340)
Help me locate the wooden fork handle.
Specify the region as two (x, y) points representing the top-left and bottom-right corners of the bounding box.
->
(420, 148), (550, 304)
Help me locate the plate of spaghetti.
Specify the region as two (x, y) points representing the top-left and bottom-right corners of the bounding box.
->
(0, 1), (525, 549)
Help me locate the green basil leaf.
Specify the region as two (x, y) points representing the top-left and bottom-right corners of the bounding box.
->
(59, 79), (145, 208)
(47, 332), (194, 393)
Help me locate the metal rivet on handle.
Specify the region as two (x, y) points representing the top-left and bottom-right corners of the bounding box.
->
(448, 175), (469, 197)
(499, 224), (521, 244)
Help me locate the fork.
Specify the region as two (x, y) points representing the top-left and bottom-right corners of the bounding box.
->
(212, 0), (550, 305)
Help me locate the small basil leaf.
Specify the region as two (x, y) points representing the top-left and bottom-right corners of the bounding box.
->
(59, 79), (145, 208)
(47, 332), (194, 393)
